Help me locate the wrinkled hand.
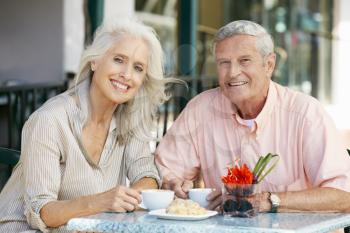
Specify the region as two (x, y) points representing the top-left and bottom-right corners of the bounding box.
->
(95, 186), (141, 213)
(162, 178), (193, 199)
(246, 192), (271, 212)
(206, 189), (222, 210)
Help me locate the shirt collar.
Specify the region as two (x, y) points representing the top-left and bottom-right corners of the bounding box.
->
(225, 81), (277, 134)
(75, 78), (117, 133)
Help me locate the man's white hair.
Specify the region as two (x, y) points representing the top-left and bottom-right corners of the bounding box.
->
(213, 20), (274, 57)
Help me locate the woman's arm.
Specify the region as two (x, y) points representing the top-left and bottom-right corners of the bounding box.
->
(125, 137), (162, 187)
(40, 186), (141, 227)
(131, 177), (158, 191)
(21, 113), (141, 229)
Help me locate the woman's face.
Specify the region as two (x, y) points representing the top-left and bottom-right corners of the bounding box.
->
(91, 35), (149, 105)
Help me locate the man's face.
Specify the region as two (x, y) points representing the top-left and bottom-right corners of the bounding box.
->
(215, 35), (275, 107)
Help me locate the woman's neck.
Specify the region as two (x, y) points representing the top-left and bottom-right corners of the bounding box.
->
(88, 80), (117, 126)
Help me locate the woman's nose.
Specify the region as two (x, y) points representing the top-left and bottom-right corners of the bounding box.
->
(119, 64), (132, 79)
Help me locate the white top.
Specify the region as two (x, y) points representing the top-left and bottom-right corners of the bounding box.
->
(0, 79), (160, 233)
(242, 119), (255, 129)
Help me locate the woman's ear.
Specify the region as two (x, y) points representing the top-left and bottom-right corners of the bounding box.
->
(91, 60), (97, 71)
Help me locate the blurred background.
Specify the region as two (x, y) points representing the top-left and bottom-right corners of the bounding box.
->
(1, 0), (350, 151)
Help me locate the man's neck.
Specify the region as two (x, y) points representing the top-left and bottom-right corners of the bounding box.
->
(234, 96), (267, 119)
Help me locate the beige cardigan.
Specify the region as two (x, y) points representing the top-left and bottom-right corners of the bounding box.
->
(0, 80), (160, 233)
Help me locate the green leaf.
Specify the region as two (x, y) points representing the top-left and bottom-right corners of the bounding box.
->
(254, 153), (273, 178)
(252, 153), (279, 183)
(252, 157), (264, 175)
(257, 155), (280, 182)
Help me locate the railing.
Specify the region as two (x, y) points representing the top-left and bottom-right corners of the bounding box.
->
(156, 76), (218, 139)
(0, 76), (218, 150)
(0, 81), (68, 150)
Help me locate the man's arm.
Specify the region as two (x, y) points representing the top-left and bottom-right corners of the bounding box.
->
(162, 177), (194, 198)
(262, 187), (350, 213)
(156, 100), (202, 198)
(207, 187), (350, 212)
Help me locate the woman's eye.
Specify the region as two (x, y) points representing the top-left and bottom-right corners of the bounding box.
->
(114, 57), (123, 63)
(134, 65), (143, 72)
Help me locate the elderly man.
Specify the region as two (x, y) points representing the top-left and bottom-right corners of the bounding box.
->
(155, 20), (350, 213)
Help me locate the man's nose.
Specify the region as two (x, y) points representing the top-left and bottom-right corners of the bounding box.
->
(230, 62), (241, 77)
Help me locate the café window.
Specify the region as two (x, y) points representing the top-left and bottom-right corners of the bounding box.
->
(224, 0), (333, 103)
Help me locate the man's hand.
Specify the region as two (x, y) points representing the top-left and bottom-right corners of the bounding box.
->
(206, 189), (222, 210)
(162, 178), (193, 198)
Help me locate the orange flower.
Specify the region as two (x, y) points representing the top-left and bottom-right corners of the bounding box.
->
(221, 164), (254, 185)
(221, 153), (279, 185)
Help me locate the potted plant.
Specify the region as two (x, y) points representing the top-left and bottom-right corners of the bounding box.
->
(221, 153), (279, 218)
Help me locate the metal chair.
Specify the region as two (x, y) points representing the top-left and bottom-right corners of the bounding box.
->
(0, 147), (20, 191)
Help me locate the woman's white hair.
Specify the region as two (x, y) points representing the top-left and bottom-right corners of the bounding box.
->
(73, 18), (176, 143)
(213, 20), (274, 57)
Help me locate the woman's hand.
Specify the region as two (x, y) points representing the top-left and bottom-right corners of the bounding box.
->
(94, 186), (142, 213)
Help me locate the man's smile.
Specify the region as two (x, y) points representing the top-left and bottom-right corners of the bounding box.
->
(227, 81), (248, 87)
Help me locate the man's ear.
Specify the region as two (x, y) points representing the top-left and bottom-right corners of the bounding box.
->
(265, 53), (276, 77)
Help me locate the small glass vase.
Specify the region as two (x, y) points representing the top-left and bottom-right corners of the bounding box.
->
(221, 183), (260, 218)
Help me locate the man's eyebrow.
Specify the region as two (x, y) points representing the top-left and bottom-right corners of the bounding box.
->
(216, 58), (230, 62)
(239, 55), (253, 59)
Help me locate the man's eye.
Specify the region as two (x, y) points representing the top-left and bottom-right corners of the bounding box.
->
(114, 57), (123, 63)
(134, 65), (143, 72)
(219, 61), (230, 65)
(241, 59), (251, 64)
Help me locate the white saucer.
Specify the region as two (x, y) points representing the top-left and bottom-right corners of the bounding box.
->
(148, 209), (218, 221)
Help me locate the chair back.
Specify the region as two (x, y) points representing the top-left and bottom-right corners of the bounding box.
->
(0, 147), (20, 191)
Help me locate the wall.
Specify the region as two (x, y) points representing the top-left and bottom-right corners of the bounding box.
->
(64, 0), (84, 73)
(330, 0), (350, 148)
(0, 0), (64, 84)
(104, 0), (135, 20)
(198, 0), (222, 29)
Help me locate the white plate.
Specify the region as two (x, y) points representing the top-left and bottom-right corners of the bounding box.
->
(148, 209), (218, 221)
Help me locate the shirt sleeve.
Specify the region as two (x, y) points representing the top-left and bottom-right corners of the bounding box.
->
(125, 136), (161, 187)
(302, 104), (350, 192)
(155, 100), (201, 184)
(21, 112), (61, 232)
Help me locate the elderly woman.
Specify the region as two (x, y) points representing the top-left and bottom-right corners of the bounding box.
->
(0, 19), (171, 232)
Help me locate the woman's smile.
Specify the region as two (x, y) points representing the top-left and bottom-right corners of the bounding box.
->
(110, 79), (130, 93)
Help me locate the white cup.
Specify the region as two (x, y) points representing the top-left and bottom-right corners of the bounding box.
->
(188, 188), (213, 208)
(141, 189), (174, 210)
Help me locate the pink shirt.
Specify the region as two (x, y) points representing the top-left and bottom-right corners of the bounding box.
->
(155, 81), (350, 192)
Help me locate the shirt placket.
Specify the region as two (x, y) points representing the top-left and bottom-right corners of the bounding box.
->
(240, 126), (260, 170)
